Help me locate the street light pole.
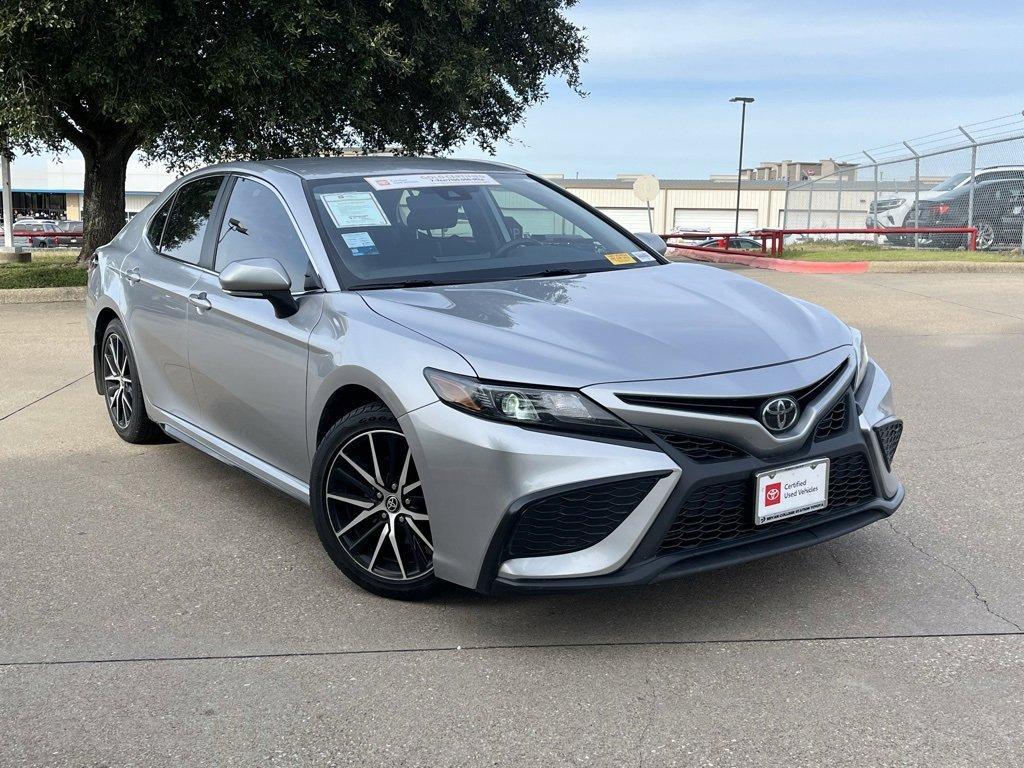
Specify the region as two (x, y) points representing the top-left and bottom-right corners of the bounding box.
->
(729, 96), (755, 237)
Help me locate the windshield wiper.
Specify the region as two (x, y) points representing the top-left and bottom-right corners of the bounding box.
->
(355, 279), (439, 290)
(518, 268), (581, 279)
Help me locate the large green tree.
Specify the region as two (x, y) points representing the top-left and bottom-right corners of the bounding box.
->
(0, 1), (585, 259)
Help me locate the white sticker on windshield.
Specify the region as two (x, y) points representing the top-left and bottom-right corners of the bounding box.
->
(341, 231), (380, 257)
(364, 173), (498, 191)
(632, 250), (656, 262)
(320, 191), (391, 228)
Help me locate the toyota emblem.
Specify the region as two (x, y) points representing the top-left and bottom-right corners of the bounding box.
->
(761, 396), (799, 432)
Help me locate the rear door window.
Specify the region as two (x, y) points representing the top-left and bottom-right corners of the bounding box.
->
(159, 176), (224, 264)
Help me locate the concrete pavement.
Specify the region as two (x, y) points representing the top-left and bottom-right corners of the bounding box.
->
(2, 273), (1023, 766)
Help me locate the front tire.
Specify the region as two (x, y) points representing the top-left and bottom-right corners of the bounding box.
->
(311, 403), (438, 600)
(99, 319), (162, 443)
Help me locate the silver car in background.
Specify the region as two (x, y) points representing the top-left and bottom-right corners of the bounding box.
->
(86, 158), (904, 599)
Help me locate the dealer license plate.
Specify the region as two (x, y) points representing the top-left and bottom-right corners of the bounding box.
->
(754, 459), (830, 525)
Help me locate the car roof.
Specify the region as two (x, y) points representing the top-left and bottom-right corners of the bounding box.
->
(934, 176), (1024, 200)
(253, 155), (525, 180)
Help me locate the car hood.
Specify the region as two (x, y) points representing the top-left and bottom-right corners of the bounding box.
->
(879, 191), (941, 204)
(360, 263), (853, 388)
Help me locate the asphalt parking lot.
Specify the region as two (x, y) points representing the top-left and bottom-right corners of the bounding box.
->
(2, 269), (1023, 767)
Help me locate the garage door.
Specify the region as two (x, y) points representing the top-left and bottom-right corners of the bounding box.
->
(597, 207), (652, 231)
(673, 208), (758, 232)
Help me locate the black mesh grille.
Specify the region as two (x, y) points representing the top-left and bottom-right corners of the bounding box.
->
(658, 453), (876, 555)
(507, 476), (660, 558)
(814, 396), (848, 441)
(874, 420), (903, 469)
(655, 431), (748, 462)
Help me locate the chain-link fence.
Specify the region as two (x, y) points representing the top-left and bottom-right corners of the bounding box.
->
(781, 113), (1024, 250)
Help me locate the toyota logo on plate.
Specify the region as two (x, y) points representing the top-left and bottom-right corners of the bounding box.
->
(761, 396), (799, 432)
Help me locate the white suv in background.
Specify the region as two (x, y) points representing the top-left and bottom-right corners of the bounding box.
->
(867, 166), (1024, 243)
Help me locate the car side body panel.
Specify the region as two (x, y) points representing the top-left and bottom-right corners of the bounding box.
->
(188, 275), (325, 480)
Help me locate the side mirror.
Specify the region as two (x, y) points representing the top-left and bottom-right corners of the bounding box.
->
(633, 231), (667, 257)
(219, 258), (299, 318)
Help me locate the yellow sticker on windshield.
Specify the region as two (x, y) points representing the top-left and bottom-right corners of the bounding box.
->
(605, 252), (637, 265)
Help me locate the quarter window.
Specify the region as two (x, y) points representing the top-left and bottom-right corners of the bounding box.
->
(160, 176), (224, 265)
(147, 197), (173, 248)
(215, 177), (315, 291)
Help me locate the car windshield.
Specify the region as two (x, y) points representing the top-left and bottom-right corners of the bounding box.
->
(307, 172), (659, 288)
(931, 173), (970, 192)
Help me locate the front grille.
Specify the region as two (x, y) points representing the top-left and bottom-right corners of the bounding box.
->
(507, 476), (660, 558)
(814, 396), (848, 441)
(874, 420), (903, 469)
(616, 361), (847, 420)
(658, 453), (876, 555)
(655, 431), (748, 462)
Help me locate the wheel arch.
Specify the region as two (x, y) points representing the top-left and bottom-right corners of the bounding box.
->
(92, 306), (123, 395)
(315, 383), (388, 447)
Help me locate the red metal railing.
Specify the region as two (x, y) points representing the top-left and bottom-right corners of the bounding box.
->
(661, 227), (979, 256)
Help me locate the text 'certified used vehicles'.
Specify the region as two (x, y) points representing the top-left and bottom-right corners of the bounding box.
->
(86, 158), (904, 599)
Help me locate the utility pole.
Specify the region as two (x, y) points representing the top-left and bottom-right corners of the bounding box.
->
(729, 97), (755, 236)
(0, 142), (28, 263)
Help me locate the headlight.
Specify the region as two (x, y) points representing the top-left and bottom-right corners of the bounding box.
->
(424, 368), (639, 439)
(851, 328), (869, 388)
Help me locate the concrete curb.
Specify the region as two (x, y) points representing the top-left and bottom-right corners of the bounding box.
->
(0, 286), (86, 304)
(667, 247), (868, 274)
(667, 247), (1024, 274)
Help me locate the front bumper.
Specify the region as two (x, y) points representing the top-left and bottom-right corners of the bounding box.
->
(401, 354), (903, 593)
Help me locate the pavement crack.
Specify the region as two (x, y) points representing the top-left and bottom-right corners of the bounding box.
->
(826, 544), (844, 567)
(0, 371), (92, 422)
(635, 675), (656, 768)
(2, 631), (1022, 669)
(888, 520), (1023, 632)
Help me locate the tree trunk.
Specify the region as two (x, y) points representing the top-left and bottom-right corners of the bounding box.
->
(78, 144), (134, 263)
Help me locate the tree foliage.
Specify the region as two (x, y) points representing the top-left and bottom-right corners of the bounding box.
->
(0, 0), (586, 255)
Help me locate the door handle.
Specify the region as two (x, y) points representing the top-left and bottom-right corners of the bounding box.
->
(125, 267), (141, 284)
(188, 292), (212, 311)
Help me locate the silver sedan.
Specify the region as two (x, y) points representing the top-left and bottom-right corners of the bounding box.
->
(86, 157), (904, 599)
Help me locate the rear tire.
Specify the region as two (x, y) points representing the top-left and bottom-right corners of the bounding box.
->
(311, 403), (439, 600)
(974, 219), (996, 251)
(99, 319), (163, 443)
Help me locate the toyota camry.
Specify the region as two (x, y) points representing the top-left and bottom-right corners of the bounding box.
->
(86, 157), (904, 599)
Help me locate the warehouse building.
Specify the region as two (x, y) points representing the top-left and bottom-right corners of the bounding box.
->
(555, 177), (790, 233)
(9, 154), (891, 234)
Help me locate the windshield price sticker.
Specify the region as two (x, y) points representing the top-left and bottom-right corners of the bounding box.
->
(605, 252), (637, 265)
(320, 192), (391, 229)
(364, 173), (499, 190)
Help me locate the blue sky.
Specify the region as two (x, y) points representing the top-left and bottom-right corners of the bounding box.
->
(16, 1), (1024, 184)
(458, 0), (1024, 178)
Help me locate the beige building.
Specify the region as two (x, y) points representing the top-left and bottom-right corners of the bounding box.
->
(710, 159), (859, 183)
(13, 152), (901, 235)
(555, 178), (791, 233)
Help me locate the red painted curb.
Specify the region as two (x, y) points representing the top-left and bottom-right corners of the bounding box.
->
(668, 247), (869, 274)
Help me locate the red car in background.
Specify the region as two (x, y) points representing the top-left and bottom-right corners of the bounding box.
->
(56, 220), (84, 247)
(1, 219), (83, 248)
(8, 219), (62, 248)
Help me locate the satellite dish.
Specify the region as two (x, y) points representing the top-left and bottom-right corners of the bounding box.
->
(632, 175), (660, 202)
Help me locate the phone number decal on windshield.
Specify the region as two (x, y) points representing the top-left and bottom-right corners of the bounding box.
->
(364, 173), (499, 190)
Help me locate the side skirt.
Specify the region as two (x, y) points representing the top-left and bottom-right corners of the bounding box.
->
(152, 406), (311, 505)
